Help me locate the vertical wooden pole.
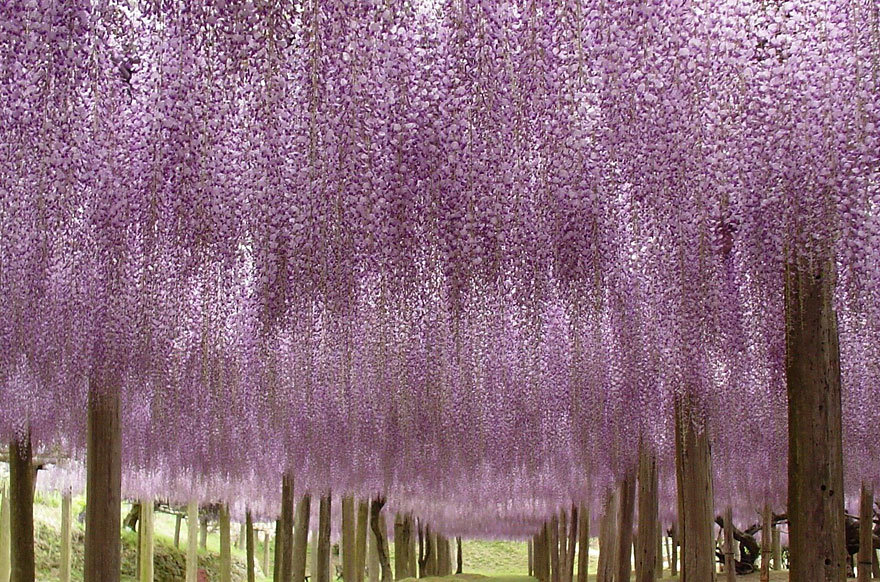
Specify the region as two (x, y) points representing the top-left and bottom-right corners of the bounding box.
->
(174, 515), (182, 548)
(265, 531), (272, 578)
(186, 501), (199, 582)
(596, 492), (617, 582)
(318, 495), (332, 582)
(635, 448), (658, 582)
(139, 500), (154, 582)
(528, 539), (534, 577)
(239, 522), (247, 551)
(557, 511), (568, 582)
(0, 484), (9, 582)
(220, 504), (232, 582)
(760, 505), (771, 582)
(549, 514), (560, 582)
(343, 498), (357, 582)
(723, 508), (735, 582)
(576, 505), (589, 582)
(656, 522), (664, 574)
(292, 495), (312, 582)
(566, 506), (578, 582)
(85, 379), (121, 582)
(246, 510), (256, 582)
(616, 474), (636, 582)
(275, 519), (283, 582)
(670, 522), (679, 577)
(675, 396), (715, 582)
(456, 537), (462, 574)
(60, 491), (71, 582)
(786, 256), (846, 582)
(367, 508), (379, 582)
(355, 501), (368, 582)
(200, 517), (208, 550)
(859, 484), (874, 582)
(281, 475), (295, 582)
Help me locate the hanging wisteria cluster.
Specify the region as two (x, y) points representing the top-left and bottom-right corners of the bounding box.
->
(1, 0), (878, 536)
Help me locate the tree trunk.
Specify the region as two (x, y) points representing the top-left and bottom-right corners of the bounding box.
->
(139, 500), (154, 582)
(369, 498), (392, 582)
(318, 495), (333, 582)
(529, 539), (534, 577)
(675, 396), (715, 582)
(186, 501), (199, 582)
(859, 484), (873, 582)
(723, 507), (735, 582)
(239, 522), (247, 551)
(617, 474), (636, 582)
(436, 536), (449, 576)
(558, 511), (569, 582)
(534, 528), (547, 582)
(409, 519), (417, 577)
(577, 505), (590, 582)
(201, 517), (208, 550)
(635, 448), (658, 582)
(550, 513), (560, 582)
(670, 522), (679, 577)
(771, 525), (780, 571)
(343, 498), (357, 582)
(9, 434), (34, 582)
(275, 519), (283, 582)
(456, 537), (463, 574)
(247, 510), (256, 582)
(281, 475), (295, 582)
(293, 495), (312, 582)
(656, 522), (664, 575)
(785, 256), (846, 582)
(85, 380), (121, 582)
(356, 502), (369, 582)
(60, 491), (72, 582)
(760, 505), (771, 582)
(428, 531), (439, 576)
(175, 515), (183, 549)
(220, 504), (232, 582)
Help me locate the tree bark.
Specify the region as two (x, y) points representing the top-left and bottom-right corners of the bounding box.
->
(550, 513), (560, 582)
(859, 484), (873, 582)
(576, 505), (590, 582)
(275, 519), (284, 582)
(616, 474), (636, 582)
(356, 502), (369, 582)
(370, 498), (392, 582)
(343, 498), (357, 582)
(557, 511), (568, 582)
(529, 539), (534, 577)
(247, 510), (256, 582)
(635, 448), (658, 582)
(597, 491), (618, 582)
(186, 501), (199, 582)
(139, 500), (154, 582)
(318, 495), (333, 582)
(201, 517), (208, 550)
(60, 491), (72, 582)
(85, 380), (121, 582)
(675, 395), (715, 582)
(293, 495), (312, 582)
(670, 522), (679, 577)
(456, 537), (463, 574)
(394, 513), (410, 580)
(566, 506), (578, 582)
(239, 522), (247, 551)
(771, 525), (780, 570)
(9, 434), (34, 582)
(785, 256), (846, 582)
(220, 504), (232, 582)
(723, 507), (735, 582)
(281, 475), (295, 582)
(265, 531), (273, 578)
(368, 507), (380, 582)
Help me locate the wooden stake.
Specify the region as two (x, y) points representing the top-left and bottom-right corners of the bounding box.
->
(723, 507), (735, 582)
(617, 473), (636, 582)
(139, 500), (154, 582)
(576, 505), (589, 582)
(264, 531), (272, 578)
(60, 491), (71, 582)
(281, 474), (295, 582)
(246, 510), (256, 582)
(174, 515), (182, 548)
(220, 504), (232, 582)
(318, 495), (333, 582)
(760, 504), (771, 582)
(292, 495), (312, 582)
(859, 484), (874, 582)
(355, 501), (368, 582)
(343, 498), (357, 582)
(0, 485), (9, 582)
(186, 501), (199, 582)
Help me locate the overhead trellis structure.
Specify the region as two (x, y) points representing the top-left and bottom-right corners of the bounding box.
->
(0, 0), (878, 580)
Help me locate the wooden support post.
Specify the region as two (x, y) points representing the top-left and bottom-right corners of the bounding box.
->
(139, 500), (154, 582)
(566, 506), (578, 582)
(292, 495), (311, 582)
(760, 505), (771, 582)
(528, 539), (534, 577)
(771, 525), (780, 570)
(275, 519), (283, 582)
(859, 484), (874, 582)
(200, 517), (208, 550)
(617, 473), (636, 582)
(174, 515), (182, 549)
(670, 522), (679, 577)
(656, 522), (664, 575)
(186, 501), (199, 582)
(220, 504), (232, 582)
(318, 495), (333, 582)
(785, 256), (846, 581)
(9, 433), (35, 582)
(281, 475), (295, 582)
(635, 447), (658, 582)
(343, 498), (357, 582)
(369, 499), (392, 582)
(675, 396), (715, 582)
(239, 522), (247, 551)
(596, 491), (618, 582)
(85, 379), (121, 582)
(367, 507), (379, 582)
(549, 514), (560, 582)
(264, 531), (272, 578)
(0, 485), (9, 582)
(456, 537), (462, 574)
(60, 491), (72, 582)
(355, 502), (368, 582)
(576, 505), (589, 582)
(246, 510), (256, 582)
(393, 512), (411, 580)
(723, 507), (735, 582)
